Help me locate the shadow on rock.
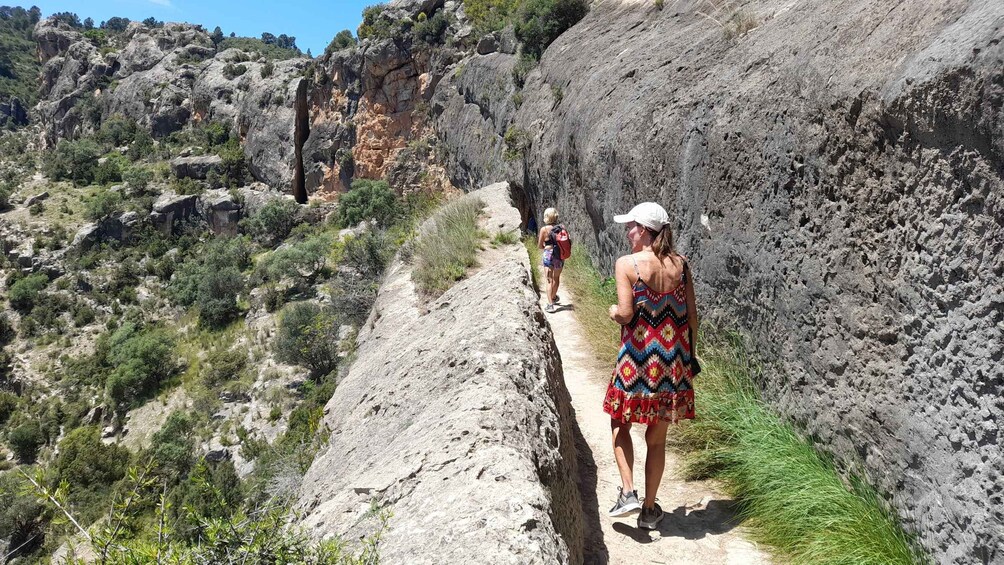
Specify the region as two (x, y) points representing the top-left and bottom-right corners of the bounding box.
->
(570, 401), (609, 565)
(610, 499), (742, 543)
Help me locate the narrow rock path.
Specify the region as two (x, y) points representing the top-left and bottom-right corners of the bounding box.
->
(543, 281), (771, 565)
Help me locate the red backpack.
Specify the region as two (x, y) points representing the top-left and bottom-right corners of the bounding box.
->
(551, 225), (572, 260)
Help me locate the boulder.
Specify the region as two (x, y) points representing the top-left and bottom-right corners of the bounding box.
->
(197, 188), (243, 235)
(170, 154), (223, 180)
(23, 191), (49, 207)
(150, 192), (198, 234)
(476, 34), (499, 55)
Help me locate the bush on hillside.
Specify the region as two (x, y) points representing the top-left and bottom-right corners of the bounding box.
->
(148, 411), (196, 480)
(325, 29), (356, 53)
(240, 197), (301, 245)
(104, 323), (177, 409)
(85, 189), (123, 220)
(196, 266), (244, 328)
(202, 349), (247, 387)
(335, 179), (399, 228)
(514, 0), (587, 58)
(413, 11), (449, 45)
(8, 272), (48, 313)
(170, 236), (252, 307)
(8, 421), (44, 462)
(274, 302), (340, 375)
(43, 138), (101, 185)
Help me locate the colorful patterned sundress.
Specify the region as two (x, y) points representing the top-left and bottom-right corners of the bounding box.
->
(603, 255), (695, 425)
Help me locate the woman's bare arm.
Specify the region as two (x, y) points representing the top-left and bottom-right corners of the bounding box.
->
(608, 256), (636, 325)
(537, 226), (549, 249)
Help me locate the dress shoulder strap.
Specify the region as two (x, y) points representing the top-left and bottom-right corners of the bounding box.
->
(631, 254), (642, 282)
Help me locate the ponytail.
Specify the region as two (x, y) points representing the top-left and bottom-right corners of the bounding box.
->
(649, 226), (675, 259)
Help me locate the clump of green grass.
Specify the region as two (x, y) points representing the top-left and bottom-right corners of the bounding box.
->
(412, 197), (485, 296)
(560, 249), (925, 565)
(523, 236), (542, 295)
(559, 246), (620, 361)
(677, 329), (925, 564)
(492, 229), (520, 246)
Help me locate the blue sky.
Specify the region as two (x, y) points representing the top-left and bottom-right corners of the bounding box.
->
(34, 0), (375, 55)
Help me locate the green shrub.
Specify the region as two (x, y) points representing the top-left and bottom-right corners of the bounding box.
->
(514, 0), (587, 59)
(196, 266), (244, 328)
(0, 183), (13, 211)
(503, 125), (531, 161)
(412, 197), (485, 295)
(335, 179), (400, 228)
(104, 323), (177, 409)
(127, 127), (155, 160)
(255, 234), (330, 293)
(240, 197), (301, 245)
(0, 390), (17, 425)
(413, 11), (449, 45)
(0, 312), (13, 346)
(0, 473), (44, 560)
(222, 62), (248, 80)
(260, 59), (275, 78)
(358, 5), (401, 40)
(27, 201), (43, 215)
(122, 165), (152, 192)
(96, 114), (138, 146)
(203, 348), (247, 387)
(463, 0), (521, 35)
(274, 302), (341, 375)
(85, 189), (123, 220)
(43, 138), (102, 185)
(216, 138), (248, 187)
(341, 230), (392, 280)
(325, 29), (356, 53)
(55, 426), (129, 489)
(170, 236), (252, 307)
(8, 421), (44, 462)
(149, 411), (196, 480)
(8, 272), (48, 313)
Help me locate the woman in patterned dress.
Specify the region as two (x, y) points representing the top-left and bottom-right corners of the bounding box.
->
(603, 202), (699, 530)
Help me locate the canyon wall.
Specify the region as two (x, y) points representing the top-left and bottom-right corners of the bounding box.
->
(433, 1), (1004, 563)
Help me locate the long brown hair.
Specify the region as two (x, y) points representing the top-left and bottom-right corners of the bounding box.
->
(648, 226), (675, 259)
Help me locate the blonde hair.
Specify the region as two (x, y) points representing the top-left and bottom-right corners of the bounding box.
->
(543, 208), (559, 225)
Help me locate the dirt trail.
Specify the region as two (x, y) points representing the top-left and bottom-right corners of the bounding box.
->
(543, 281), (771, 565)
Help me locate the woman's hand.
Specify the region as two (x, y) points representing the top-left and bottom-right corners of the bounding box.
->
(608, 304), (618, 321)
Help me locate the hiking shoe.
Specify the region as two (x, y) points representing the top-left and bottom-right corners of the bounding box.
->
(545, 303), (556, 313)
(608, 487), (642, 517)
(637, 502), (664, 530)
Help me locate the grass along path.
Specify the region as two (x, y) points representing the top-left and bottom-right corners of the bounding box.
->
(554, 245), (925, 565)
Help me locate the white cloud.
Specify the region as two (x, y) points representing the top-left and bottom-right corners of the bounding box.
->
(148, 0), (174, 7)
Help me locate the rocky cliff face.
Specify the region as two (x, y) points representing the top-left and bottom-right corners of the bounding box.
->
(33, 18), (306, 190)
(296, 183), (583, 563)
(433, 1), (1004, 563)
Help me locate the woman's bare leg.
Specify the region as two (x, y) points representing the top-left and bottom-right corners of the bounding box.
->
(611, 419), (635, 492)
(643, 420), (670, 508)
(545, 266), (554, 300)
(550, 267), (562, 304)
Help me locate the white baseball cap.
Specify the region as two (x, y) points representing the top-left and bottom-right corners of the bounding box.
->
(613, 202), (670, 231)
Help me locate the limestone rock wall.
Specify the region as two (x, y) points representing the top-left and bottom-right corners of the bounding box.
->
(432, 1), (1004, 563)
(296, 183), (583, 564)
(32, 18), (306, 190)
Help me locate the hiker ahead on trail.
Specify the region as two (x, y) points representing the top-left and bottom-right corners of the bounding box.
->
(538, 207), (572, 313)
(603, 202), (700, 531)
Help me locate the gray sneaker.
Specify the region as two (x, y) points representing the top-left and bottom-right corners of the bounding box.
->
(637, 502), (664, 530)
(545, 303), (556, 313)
(608, 487), (642, 517)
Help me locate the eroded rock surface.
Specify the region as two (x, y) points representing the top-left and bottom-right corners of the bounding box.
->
(297, 183), (583, 564)
(433, 1), (1004, 562)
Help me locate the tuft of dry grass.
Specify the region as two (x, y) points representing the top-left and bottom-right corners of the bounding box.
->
(412, 197), (485, 296)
